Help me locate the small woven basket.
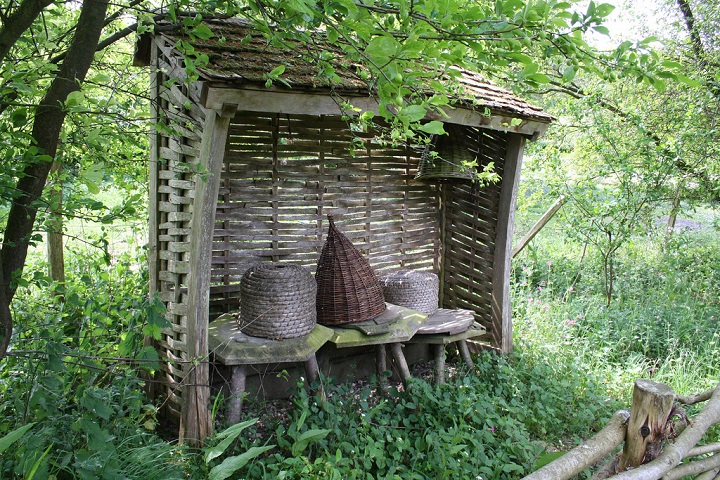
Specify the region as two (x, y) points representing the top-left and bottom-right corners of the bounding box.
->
(416, 123), (477, 182)
(315, 214), (386, 325)
(381, 270), (439, 315)
(239, 263), (317, 340)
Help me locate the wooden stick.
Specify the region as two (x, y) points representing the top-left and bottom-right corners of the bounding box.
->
(688, 443), (720, 458)
(522, 410), (630, 480)
(694, 468), (720, 480)
(663, 453), (720, 480)
(512, 195), (565, 258)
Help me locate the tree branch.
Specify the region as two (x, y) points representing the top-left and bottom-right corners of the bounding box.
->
(522, 410), (630, 480)
(0, 0), (54, 62)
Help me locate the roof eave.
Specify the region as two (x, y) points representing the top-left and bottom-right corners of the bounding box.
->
(201, 84), (552, 139)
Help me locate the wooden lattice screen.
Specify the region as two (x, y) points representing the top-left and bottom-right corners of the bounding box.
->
(441, 130), (508, 337)
(208, 112), (442, 318)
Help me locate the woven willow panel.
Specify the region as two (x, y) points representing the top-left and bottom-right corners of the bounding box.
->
(440, 128), (508, 342)
(151, 40), (206, 420)
(210, 112), (441, 317)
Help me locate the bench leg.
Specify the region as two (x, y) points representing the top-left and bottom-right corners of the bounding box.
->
(228, 364), (247, 424)
(457, 340), (474, 369)
(304, 354), (326, 402)
(434, 344), (446, 385)
(389, 343), (412, 388)
(375, 345), (389, 392)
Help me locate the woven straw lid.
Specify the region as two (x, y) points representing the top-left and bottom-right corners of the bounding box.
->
(315, 214), (386, 325)
(381, 270), (439, 315)
(239, 263), (317, 340)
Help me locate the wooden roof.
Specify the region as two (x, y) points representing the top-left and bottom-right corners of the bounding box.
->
(140, 17), (553, 134)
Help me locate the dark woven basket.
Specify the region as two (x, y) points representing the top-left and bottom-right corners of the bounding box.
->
(416, 123), (477, 182)
(239, 263), (317, 340)
(315, 214), (386, 325)
(381, 270), (439, 315)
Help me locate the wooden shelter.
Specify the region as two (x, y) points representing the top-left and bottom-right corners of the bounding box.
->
(135, 17), (553, 443)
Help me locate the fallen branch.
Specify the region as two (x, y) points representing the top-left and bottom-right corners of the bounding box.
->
(662, 453), (720, 480)
(695, 468), (720, 480)
(512, 195), (565, 258)
(687, 443), (720, 458)
(522, 410), (630, 480)
(677, 388), (715, 406)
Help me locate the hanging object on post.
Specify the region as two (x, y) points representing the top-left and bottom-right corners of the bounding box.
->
(416, 123), (478, 182)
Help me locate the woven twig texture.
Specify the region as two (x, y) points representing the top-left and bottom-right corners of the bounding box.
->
(239, 263), (317, 339)
(315, 214), (386, 325)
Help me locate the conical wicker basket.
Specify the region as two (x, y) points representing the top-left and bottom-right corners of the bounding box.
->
(416, 123), (477, 182)
(315, 214), (386, 325)
(239, 263), (317, 340)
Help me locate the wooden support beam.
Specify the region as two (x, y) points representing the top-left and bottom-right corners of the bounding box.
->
(492, 133), (525, 354)
(182, 104), (236, 445)
(512, 195), (566, 258)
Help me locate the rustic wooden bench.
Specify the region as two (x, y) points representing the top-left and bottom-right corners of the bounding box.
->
(209, 314), (334, 423)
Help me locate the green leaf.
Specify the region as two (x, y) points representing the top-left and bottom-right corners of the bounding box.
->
(205, 419), (259, 463)
(562, 65), (576, 82)
(526, 73), (551, 84)
(291, 428), (331, 456)
(26, 444), (52, 480)
(596, 3), (616, 16)
(0, 423), (35, 454)
(269, 65), (285, 77)
(660, 60), (684, 70)
(675, 74), (701, 87)
(209, 445), (275, 480)
(399, 105), (427, 123)
(192, 24), (214, 40)
(419, 121), (446, 135)
(65, 90), (85, 107)
(593, 25), (610, 35)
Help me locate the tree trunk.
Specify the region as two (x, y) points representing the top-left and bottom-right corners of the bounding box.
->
(47, 160), (65, 283)
(666, 186), (682, 239)
(0, 0), (109, 361)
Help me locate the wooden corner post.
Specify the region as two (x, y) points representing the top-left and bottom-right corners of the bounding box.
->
(492, 133), (525, 354)
(618, 379), (675, 471)
(182, 103), (237, 445)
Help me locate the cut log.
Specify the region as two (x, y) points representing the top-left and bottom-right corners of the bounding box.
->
(610, 382), (720, 480)
(617, 379), (676, 471)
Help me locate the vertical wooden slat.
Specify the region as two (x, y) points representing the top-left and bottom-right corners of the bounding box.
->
(182, 104), (237, 444)
(491, 133), (525, 353)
